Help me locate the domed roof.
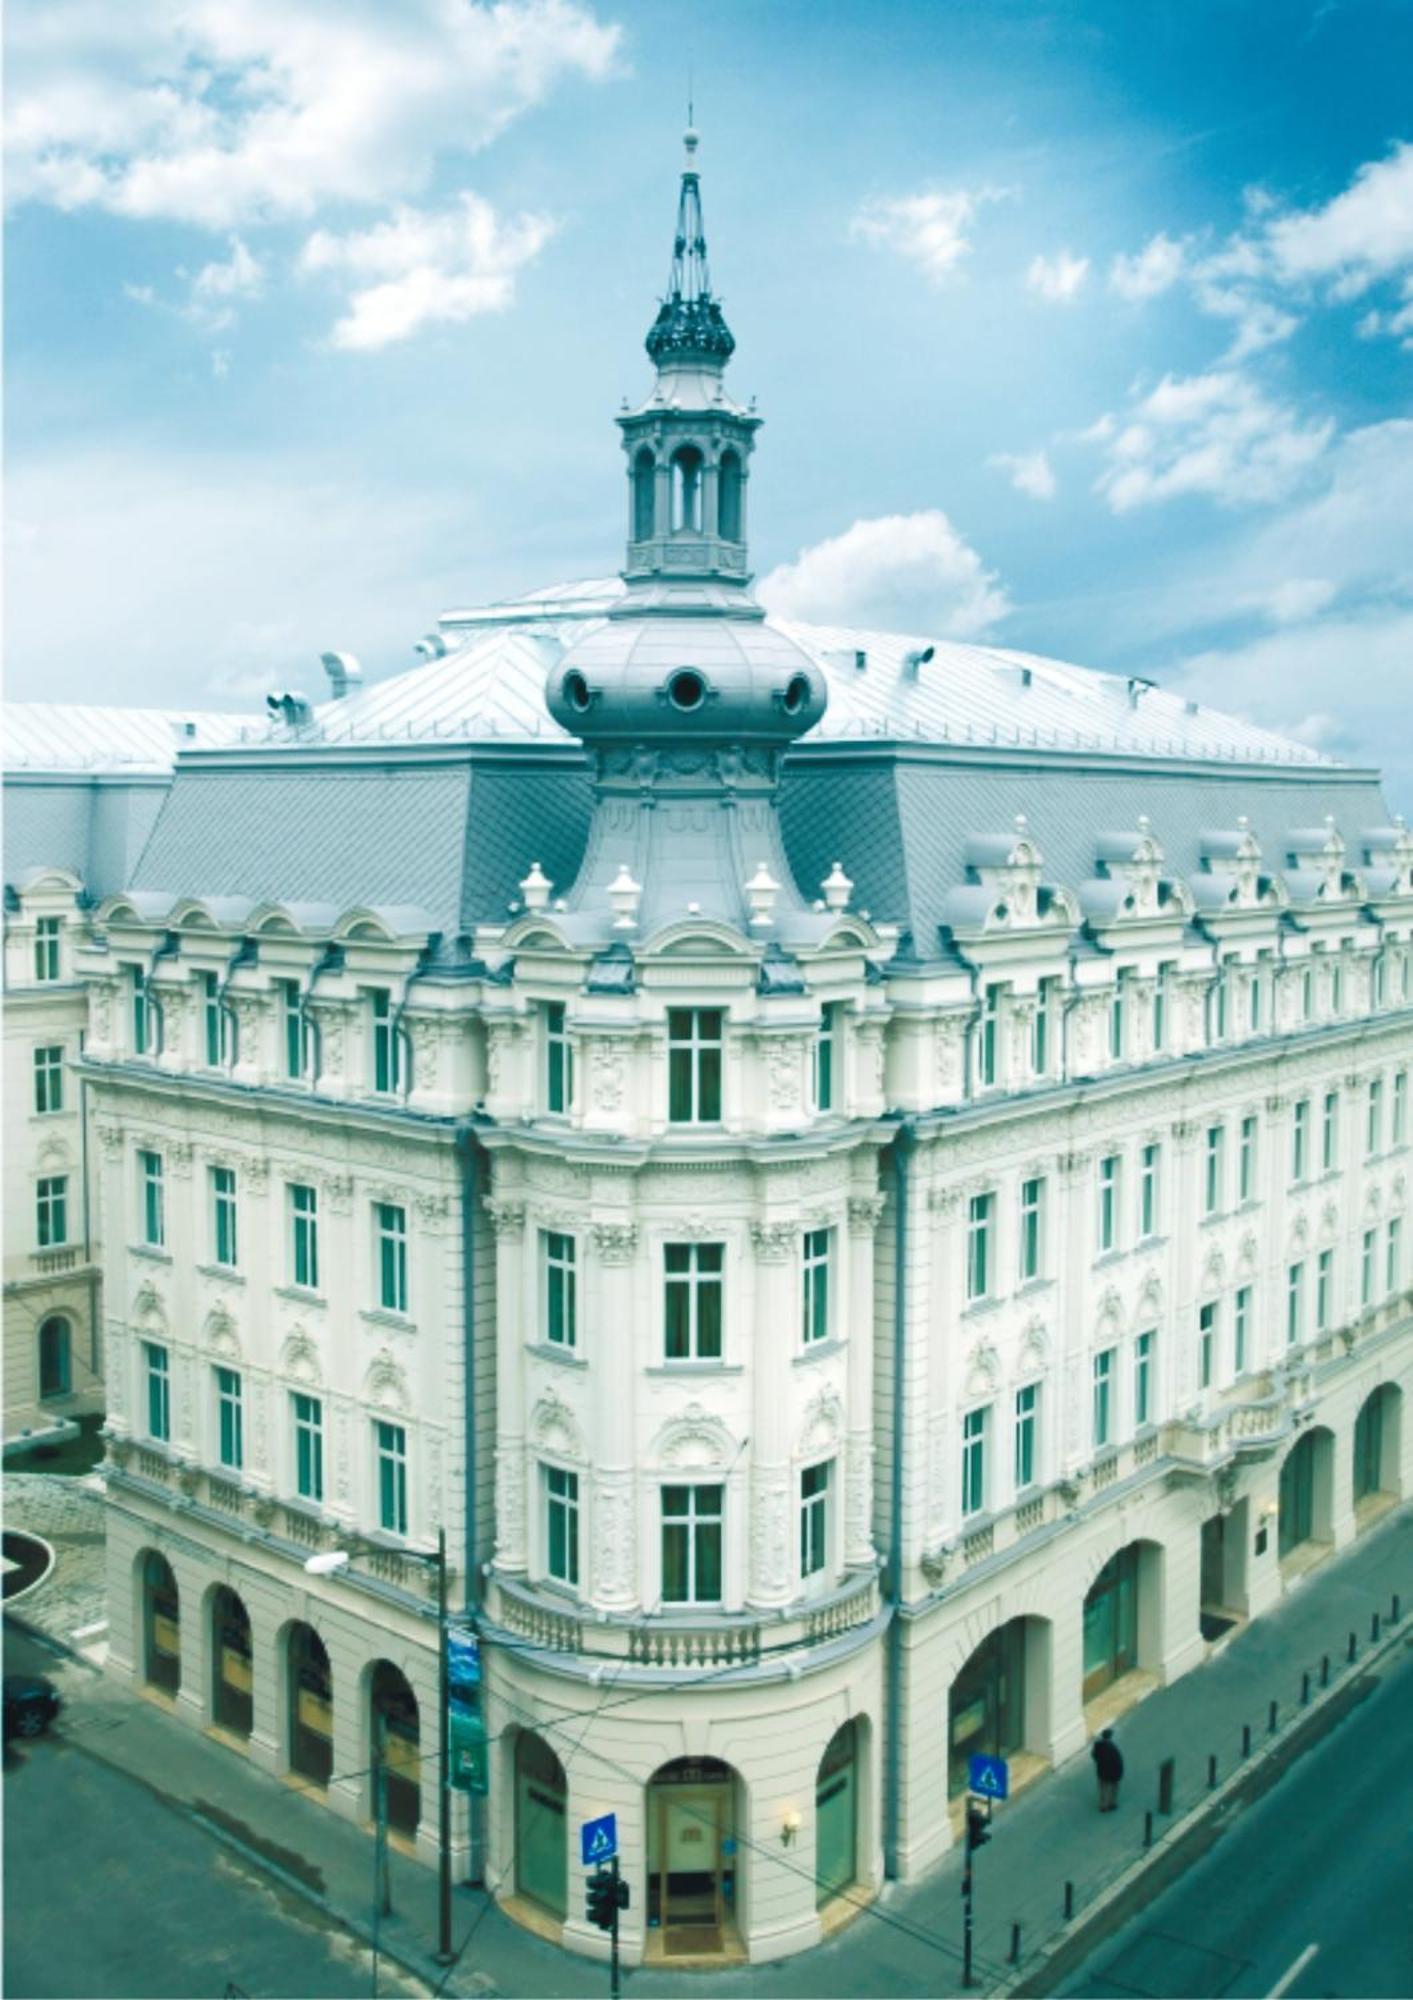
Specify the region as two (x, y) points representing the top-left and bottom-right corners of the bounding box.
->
(546, 613), (827, 747)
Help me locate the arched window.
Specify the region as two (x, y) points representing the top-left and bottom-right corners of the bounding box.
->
(717, 450), (742, 541)
(211, 1586), (253, 1738)
(633, 449), (656, 541)
(288, 1621), (333, 1786)
(142, 1551), (181, 1695)
(38, 1316), (71, 1399)
(371, 1661), (421, 1837)
(671, 446), (704, 533)
(515, 1730), (568, 1917)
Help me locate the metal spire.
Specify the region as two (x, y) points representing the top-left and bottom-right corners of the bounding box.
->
(645, 126), (735, 367)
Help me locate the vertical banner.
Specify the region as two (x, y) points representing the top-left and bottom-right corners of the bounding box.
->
(447, 1623), (488, 1796)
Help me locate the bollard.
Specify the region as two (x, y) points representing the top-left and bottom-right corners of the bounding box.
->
(1144, 1810), (1154, 1849)
(1157, 1757), (1175, 1814)
(1372, 1610), (1381, 1643)
(1348, 1630), (1358, 1663)
(1241, 1722), (1252, 1759)
(1321, 1653), (1330, 1687)
(1393, 1593), (1402, 1625)
(1009, 1922), (1022, 1966)
(1301, 1670), (1311, 1706)
(1063, 1880), (1074, 1920)
(1207, 1753), (1218, 1789)
(1268, 1698), (1278, 1735)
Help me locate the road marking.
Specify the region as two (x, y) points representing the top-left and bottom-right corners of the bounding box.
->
(1267, 1943), (1319, 1997)
(70, 1620), (109, 1641)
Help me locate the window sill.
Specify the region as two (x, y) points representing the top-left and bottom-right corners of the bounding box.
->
(198, 1263), (244, 1284)
(1135, 1233), (1167, 1251)
(361, 1307), (416, 1334)
(793, 1337), (847, 1366)
(1091, 1249), (1126, 1271)
(961, 1296), (1003, 1319)
(646, 1361), (744, 1377)
(130, 1244), (172, 1264)
(1015, 1276), (1054, 1300)
(275, 1285), (326, 1308)
(526, 1342), (588, 1370)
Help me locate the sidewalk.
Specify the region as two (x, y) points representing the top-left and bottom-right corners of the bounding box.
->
(8, 1496), (1411, 1999)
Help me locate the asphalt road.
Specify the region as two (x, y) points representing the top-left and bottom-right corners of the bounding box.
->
(3, 1623), (426, 2000)
(1059, 1633), (1413, 1999)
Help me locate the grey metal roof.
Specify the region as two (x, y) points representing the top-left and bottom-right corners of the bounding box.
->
(4, 703), (244, 773)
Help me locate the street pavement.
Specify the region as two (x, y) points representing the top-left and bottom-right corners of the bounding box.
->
(1058, 1631), (1413, 1998)
(1, 1479), (1409, 1999)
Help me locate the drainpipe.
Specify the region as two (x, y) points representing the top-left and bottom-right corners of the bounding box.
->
(958, 960), (982, 1102)
(883, 1115), (917, 1880)
(391, 938), (441, 1100)
(143, 931), (179, 1057)
(215, 935), (257, 1062)
(1059, 948), (1083, 1082)
(300, 943), (345, 1086)
(454, 1122), (485, 1886)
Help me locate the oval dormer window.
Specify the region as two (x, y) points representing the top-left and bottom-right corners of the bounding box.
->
(564, 671), (593, 713)
(782, 673), (810, 715)
(668, 669), (706, 712)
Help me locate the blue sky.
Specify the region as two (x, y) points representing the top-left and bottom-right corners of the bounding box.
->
(7, 0), (1413, 807)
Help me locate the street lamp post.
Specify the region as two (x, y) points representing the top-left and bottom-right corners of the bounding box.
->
(304, 1528), (454, 1965)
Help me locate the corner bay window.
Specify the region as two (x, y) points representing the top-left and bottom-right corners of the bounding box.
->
(800, 1461), (831, 1577)
(544, 1231), (577, 1349)
(293, 1393), (324, 1502)
(664, 1242), (723, 1360)
(375, 1420), (408, 1536)
(667, 1008), (722, 1123)
(545, 1465), (580, 1586)
(661, 1483), (722, 1604)
(377, 1202), (409, 1315)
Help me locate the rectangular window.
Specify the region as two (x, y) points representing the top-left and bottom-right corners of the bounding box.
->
(375, 1420), (409, 1535)
(664, 1242), (724, 1360)
(1316, 1249), (1333, 1332)
(967, 1193), (994, 1301)
(544, 1230), (577, 1349)
(1019, 1177), (1044, 1282)
(279, 979), (309, 1082)
(1098, 1155), (1120, 1254)
(802, 1227), (831, 1346)
(545, 1001), (573, 1114)
(661, 1483), (723, 1604)
(667, 1008), (723, 1123)
(1331, 956), (1344, 1015)
(1239, 1115), (1257, 1204)
(961, 1408), (988, 1518)
(33, 1044), (64, 1115)
(131, 966), (149, 1056)
(800, 1460), (832, 1576)
(202, 971), (227, 1067)
(1109, 973), (1126, 1061)
(1322, 1090), (1339, 1172)
(1388, 1217), (1403, 1296)
(1214, 964), (1229, 1042)
(1291, 1099), (1309, 1184)
(377, 1202), (409, 1315)
(216, 1365), (243, 1471)
(1287, 1261), (1305, 1345)
(290, 1183), (319, 1290)
(1093, 1349), (1115, 1449)
(1152, 968), (1169, 1054)
(1199, 1301), (1217, 1390)
(1361, 1228), (1376, 1308)
(1301, 966), (1314, 1022)
(293, 1393), (324, 1502)
(145, 1342), (170, 1442)
(979, 985), (1000, 1088)
(370, 989), (401, 1095)
(1249, 967), (1262, 1034)
(1015, 1383), (1038, 1489)
(211, 1165), (238, 1268)
(36, 1174), (68, 1247)
(1367, 1078), (1384, 1158)
(814, 1002), (838, 1111)
(1134, 1330), (1154, 1427)
(1234, 1287), (1251, 1374)
(1394, 1071), (1408, 1146)
(1139, 1142), (1160, 1239)
(1373, 954), (1386, 1009)
(1204, 1126), (1224, 1217)
(545, 1465), (580, 1586)
(139, 1149), (165, 1248)
(33, 915), (61, 982)
(1032, 980), (1053, 1077)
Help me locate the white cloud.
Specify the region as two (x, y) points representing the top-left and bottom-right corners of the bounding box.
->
(988, 449), (1057, 501)
(758, 510), (1010, 637)
(849, 189), (1004, 287)
(1109, 232), (1185, 301)
(300, 194), (554, 348)
(1266, 142), (1413, 291)
(1090, 369), (1333, 513)
(5, 0), (620, 229)
(1026, 250), (1089, 303)
(1242, 577), (1337, 626)
(184, 235), (264, 328)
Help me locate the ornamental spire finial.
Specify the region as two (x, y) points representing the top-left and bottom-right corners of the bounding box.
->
(645, 125), (735, 369)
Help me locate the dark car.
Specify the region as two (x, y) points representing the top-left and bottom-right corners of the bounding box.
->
(4, 1675), (61, 1740)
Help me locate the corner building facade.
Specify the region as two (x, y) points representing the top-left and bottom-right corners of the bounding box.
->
(75, 133), (1412, 1967)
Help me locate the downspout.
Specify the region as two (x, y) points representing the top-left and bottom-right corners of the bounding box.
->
(1059, 947), (1082, 1083)
(300, 943), (345, 1086)
(143, 931), (179, 1057)
(958, 959), (982, 1101)
(883, 1115), (917, 1881)
(215, 935), (257, 1063)
(454, 1122), (485, 1886)
(391, 938), (441, 1100)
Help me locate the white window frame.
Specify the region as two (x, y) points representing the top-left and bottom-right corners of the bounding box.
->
(1393, 1071), (1408, 1147)
(36, 1174), (68, 1248)
(293, 1391), (324, 1503)
(1316, 1249), (1333, 1332)
(961, 1407), (989, 1518)
(1203, 1125), (1224, 1218)
(1388, 1216), (1403, 1295)
(814, 1002), (838, 1112)
(802, 1227), (832, 1346)
(800, 1459), (832, 1579)
(1322, 1090), (1339, 1173)
(1234, 1286), (1252, 1372)
(1139, 1142), (1160, 1239)
(370, 988), (402, 1096)
(1291, 1099), (1309, 1184)
(1014, 1382), (1039, 1488)
(667, 1008), (724, 1125)
(979, 985), (1001, 1089)
(1018, 1177), (1044, 1282)
(1097, 1155), (1120, 1254)
(374, 1419), (409, 1537)
(1198, 1300), (1217, 1390)
(663, 1241), (724, 1361)
(211, 1164), (238, 1269)
(1367, 1077), (1384, 1159)
(1134, 1330), (1155, 1427)
(1287, 1260), (1306, 1344)
(1239, 1115), (1257, 1204)
(33, 1044), (65, 1115)
(966, 1193), (994, 1301)
(660, 1482), (724, 1605)
(139, 1149), (165, 1249)
(33, 915), (62, 983)
(1361, 1228), (1376, 1308)
(290, 1182), (319, 1291)
(543, 1229), (577, 1349)
(145, 1340), (170, 1443)
(544, 1001), (573, 1115)
(1092, 1348), (1115, 1450)
(544, 1463), (580, 1587)
(215, 1364), (243, 1471)
(376, 1201), (409, 1316)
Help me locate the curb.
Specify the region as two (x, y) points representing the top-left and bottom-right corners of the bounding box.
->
(990, 1611), (1412, 1997)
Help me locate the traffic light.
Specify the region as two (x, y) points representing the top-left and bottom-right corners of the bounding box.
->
(966, 1804), (991, 1852)
(585, 1869), (630, 1930)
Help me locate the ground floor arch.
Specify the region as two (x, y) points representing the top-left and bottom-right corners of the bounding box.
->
(210, 1585), (253, 1738)
(38, 1315), (71, 1400)
(286, 1620), (334, 1787)
(646, 1755), (742, 1957)
(369, 1660), (421, 1838)
(815, 1718), (867, 1908)
(1353, 1385), (1403, 1514)
(1082, 1541), (1163, 1704)
(140, 1549), (181, 1696)
(947, 1616), (1053, 1797)
(1278, 1427), (1334, 1561)
(514, 1729), (567, 1919)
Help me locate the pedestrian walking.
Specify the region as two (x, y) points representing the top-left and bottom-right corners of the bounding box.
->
(1091, 1728), (1124, 1812)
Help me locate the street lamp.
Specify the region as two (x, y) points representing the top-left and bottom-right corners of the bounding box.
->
(303, 1525), (454, 1965)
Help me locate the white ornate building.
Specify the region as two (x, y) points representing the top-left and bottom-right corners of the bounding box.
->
(53, 133), (1413, 1966)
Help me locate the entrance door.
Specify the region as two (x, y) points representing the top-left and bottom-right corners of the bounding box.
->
(144, 1553), (181, 1695)
(816, 1722), (858, 1907)
(647, 1758), (736, 1956)
(288, 1624), (333, 1786)
(38, 1318), (71, 1400)
(1279, 1437), (1315, 1556)
(212, 1587), (253, 1737)
(948, 1622), (1025, 1797)
(1082, 1546), (1138, 1701)
(1353, 1395), (1383, 1501)
(1200, 1515), (1225, 1608)
(514, 1732), (567, 1918)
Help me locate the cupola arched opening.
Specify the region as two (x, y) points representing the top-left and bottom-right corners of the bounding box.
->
(633, 448), (656, 541)
(717, 449), (742, 542)
(671, 445), (704, 533)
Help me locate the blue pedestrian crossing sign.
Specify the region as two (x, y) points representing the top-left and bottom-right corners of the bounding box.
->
(968, 1753), (1010, 1801)
(581, 1812), (618, 1867)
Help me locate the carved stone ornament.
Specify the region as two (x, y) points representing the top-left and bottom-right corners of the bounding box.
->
(531, 1387), (587, 1462)
(591, 1221), (639, 1264)
(749, 1466), (790, 1597)
(964, 1338), (1001, 1400)
(414, 1189), (451, 1226)
(590, 1040), (628, 1112)
(406, 1016), (442, 1091)
(363, 1347), (409, 1414)
(927, 1184), (963, 1216)
(847, 1194), (885, 1235)
(764, 1039), (802, 1110)
(494, 1446), (527, 1565)
(1019, 1319), (1049, 1373)
(846, 1432), (875, 1561)
(281, 1328), (322, 1386)
(245, 1156), (270, 1193)
(132, 1280), (166, 1329)
(204, 1307), (240, 1360)
(591, 1476), (635, 1602)
(751, 1220), (799, 1262)
(1213, 1464), (1239, 1513)
(798, 1383), (844, 1458)
(323, 1173), (354, 1216)
(654, 1401), (734, 1472)
(919, 1546), (950, 1587)
(485, 1196), (526, 1238)
(96, 1122), (125, 1160)
(168, 1141), (194, 1180)
(89, 983), (115, 1040)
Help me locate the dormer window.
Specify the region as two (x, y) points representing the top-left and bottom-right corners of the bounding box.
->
(202, 971), (234, 1069)
(671, 446), (703, 532)
(369, 989), (402, 1095)
(34, 916), (61, 983)
(979, 985), (1001, 1088)
(130, 967), (150, 1057)
(668, 1008), (722, 1124)
(545, 1002), (573, 1115)
(814, 1003), (839, 1112)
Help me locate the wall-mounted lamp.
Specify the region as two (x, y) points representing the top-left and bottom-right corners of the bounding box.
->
(1261, 1500), (1280, 1520)
(781, 1808), (802, 1847)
